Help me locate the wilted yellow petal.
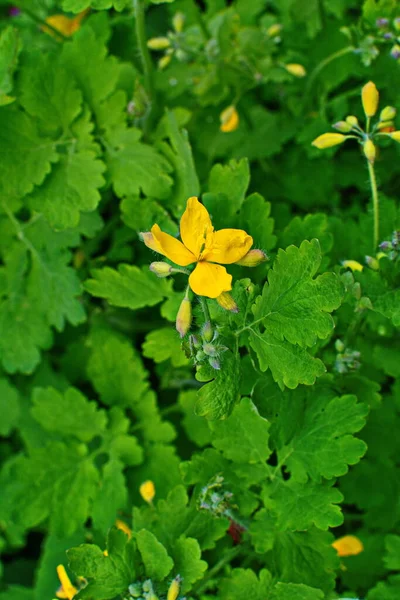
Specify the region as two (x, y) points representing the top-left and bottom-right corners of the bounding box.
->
(332, 535), (364, 557)
(56, 565), (78, 600)
(140, 480), (156, 503)
(216, 292), (238, 312)
(189, 262), (232, 298)
(115, 519), (132, 538)
(220, 105), (239, 132)
(311, 133), (346, 149)
(362, 81), (379, 118)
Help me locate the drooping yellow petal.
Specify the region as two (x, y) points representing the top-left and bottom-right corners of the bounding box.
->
(56, 565), (78, 600)
(362, 81), (379, 118)
(151, 224), (196, 266)
(44, 13), (84, 38)
(332, 535), (364, 557)
(220, 106), (239, 132)
(205, 229), (253, 264)
(180, 197), (214, 259)
(189, 262), (232, 298)
(115, 519), (132, 539)
(140, 231), (163, 254)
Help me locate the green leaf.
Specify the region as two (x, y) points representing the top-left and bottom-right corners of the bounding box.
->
(270, 582), (324, 600)
(136, 529), (174, 580)
(220, 568), (272, 600)
(178, 390), (212, 447)
(280, 213), (333, 255)
(142, 328), (189, 367)
(85, 265), (170, 310)
(195, 351), (241, 420)
(239, 193), (276, 252)
(208, 158), (250, 214)
(0, 587), (33, 600)
(31, 387), (107, 442)
(210, 397), (270, 463)
(171, 536), (207, 592)
(0, 26), (21, 106)
(0, 377), (20, 436)
(367, 576), (400, 600)
(384, 535), (400, 570)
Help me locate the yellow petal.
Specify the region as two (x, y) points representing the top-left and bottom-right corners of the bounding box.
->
(220, 106), (239, 132)
(362, 81), (379, 118)
(311, 133), (346, 149)
(389, 131), (400, 142)
(342, 260), (363, 272)
(180, 197), (214, 259)
(139, 480), (156, 503)
(151, 224), (196, 266)
(189, 262), (232, 298)
(140, 231), (163, 253)
(332, 535), (364, 557)
(205, 229), (253, 264)
(115, 519), (132, 538)
(56, 565), (78, 600)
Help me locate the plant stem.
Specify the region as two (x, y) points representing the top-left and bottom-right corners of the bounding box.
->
(303, 46), (354, 107)
(367, 159), (380, 250)
(192, 546), (242, 595)
(198, 295), (212, 324)
(133, 0), (155, 135)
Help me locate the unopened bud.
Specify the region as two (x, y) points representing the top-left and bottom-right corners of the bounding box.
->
(363, 139), (376, 163)
(342, 259), (363, 272)
(377, 120), (395, 131)
(172, 12), (185, 33)
(361, 81), (379, 117)
(236, 249), (268, 267)
(389, 130), (400, 142)
(158, 55), (172, 70)
(209, 357), (221, 370)
(333, 120), (353, 133)
(147, 36), (171, 50)
(332, 535), (364, 557)
(390, 44), (400, 59)
(365, 255), (380, 270)
(376, 17), (389, 28)
(379, 240), (392, 251)
(129, 583), (142, 597)
(139, 480), (155, 503)
(216, 292), (238, 313)
(380, 106), (396, 121)
(203, 343), (218, 357)
(176, 296), (192, 338)
(266, 23), (282, 37)
(149, 261), (172, 278)
(167, 576), (181, 600)
(285, 63), (306, 77)
(311, 132), (346, 149)
(394, 17), (400, 31)
(189, 334), (201, 349)
(201, 321), (214, 342)
(346, 115), (359, 127)
(220, 105), (239, 132)
(335, 339), (345, 352)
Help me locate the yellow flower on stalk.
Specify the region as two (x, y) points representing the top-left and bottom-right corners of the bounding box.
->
(362, 81), (379, 118)
(55, 565), (78, 600)
(43, 10), (87, 38)
(141, 197), (253, 298)
(140, 480), (156, 503)
(220, 105), (239, 132)
(332, 535), (364, 557)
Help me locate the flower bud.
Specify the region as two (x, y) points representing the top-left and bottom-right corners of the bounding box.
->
(311, 132), (346, 149)
(150, 261), (172, 278)
(342, 259), (363, 272)
(380, 106), (396, 121)
(201, 321), (214, 343)
(189, 334), (201, 349)
(390, 44), (400, 59)
(266, 23), (282, 37)
(139, 480), (155, 503)
(285, 63), (306, 77)
(176, 296), (192, 338)
(235, 249), (268, 267)
(361, 81), (379, 117)
(365, 255), (380, 270)
(172, 12), (185, 33)
(335, 339), (345, 352)
(389, 130), (400, 142)
(220, 105), (239, 132)
(332, 120), (353, 133)
(394, 17), (400, 31)
(346, 115), (359, 127)
(158, 55), (172, 70)
(332, 535), (364, 557)
(216, 292), (238, 313)
(377, 120), (395, 131)
(376, 17), (389, 28)
(167, 576), (181, 600)
(147, 36), (171, 50)
(363, 139), (376, 163)
(379, 240), (392, 251)
(203, 343), (218, 357)
(209, 357), (221, 370)
(129, 583), (142, 597)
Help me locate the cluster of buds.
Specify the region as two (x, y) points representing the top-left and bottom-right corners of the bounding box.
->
(126, 576), (182, 600)
(312, 81), (400, 164)
(375, 17), (400, 60)
(147, 13), (186, 69)
(334, 339), (361, 374)
(198, 475), (236, 517)
(379, 230), (400, 261)
(184, 320), (227, 371)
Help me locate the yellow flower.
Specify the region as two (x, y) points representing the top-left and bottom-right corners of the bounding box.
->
(220, 106), (239, 132)
(332, 535), (364, 557)
(140, 480), (156, 503)
(342, 260), (363, 272)
(361, 81), (379, 118)
(285, 63), (306, 77)
(55, 565), (78, 600)
(311, 133), (347, 149)
(141, 197), (253, 298)
(44, 11), (87, 38)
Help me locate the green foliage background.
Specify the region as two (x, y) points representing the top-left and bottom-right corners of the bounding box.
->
(0, 0), (399, 598)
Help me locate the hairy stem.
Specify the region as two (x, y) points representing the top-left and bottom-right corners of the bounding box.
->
(367, 160), (379, 249)
(133, 0), (155, 135)
(198, 295), (212, 325)
(192, 546), (242, 595)
(303, 46), (354, 107)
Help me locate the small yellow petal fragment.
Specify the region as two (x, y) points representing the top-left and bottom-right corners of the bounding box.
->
(140, 480), (156, 503)
(312, 133), (346, 149)
(362, 81), (379, 118)
(342, 260), (363, 272)
(167, 577), (181, 600)
(147, 37), (171, 50)
(56, 565), (78, 600)
(363, 139), (376, 164)
(389, 131), (400, 142)
(176, 295), (192, 338)
(235, 249), (268, 267)
(216, 292), (238, 313)
(220, 105), (239, 132)
(332, 535), (364, 557)
(285, 63), (306, 77)
(115, 519), (132, 539)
